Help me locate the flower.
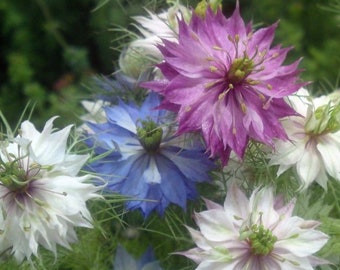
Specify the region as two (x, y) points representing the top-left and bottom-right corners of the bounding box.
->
(0, 117), (102, 262)
(269, 88), (340, 190)
(119, 1), (191, 78)
(178, 183), (329, 269)
(79, 72), (152, 133)
(85, 92), (215, 217)
(80, 99), (108, 127)
(143, 3), (305, 165)
(113, 244), (162, 270)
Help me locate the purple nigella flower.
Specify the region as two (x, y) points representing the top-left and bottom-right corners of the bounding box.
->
(86, 93), (215, 217)
(143, 3), (305, 165)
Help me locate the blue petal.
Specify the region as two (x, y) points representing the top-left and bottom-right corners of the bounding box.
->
(138, 247), (162, 270)
(139, 92), (163, 122)
(154, 154), (189, 209)
(87, 121), (140, 148)
(161, 146), (215, 182)
(105, 103), (138, 133)
(126, 184), (165, 217)
(113, 245), (137, 270)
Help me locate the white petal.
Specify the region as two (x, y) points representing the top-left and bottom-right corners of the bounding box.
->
(224, 183), (249, 222)
(249, 187), (280, 227)
(194, 210), (236, 242)
(143, 158), (161, 184)
(296, 148), (321, 188)
(275, 218), (329, 257)
(317, 134), (340, 180)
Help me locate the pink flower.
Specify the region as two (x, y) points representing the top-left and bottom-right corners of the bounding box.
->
(143, 3), (305, 165)
(177, 183), (329, 269)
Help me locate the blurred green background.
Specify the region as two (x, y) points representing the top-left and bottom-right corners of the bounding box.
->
(0, 0), (339, 128)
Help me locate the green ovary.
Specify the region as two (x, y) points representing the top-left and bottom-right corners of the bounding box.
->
(227, 57), (254, 85)
(137, 120), (163, 153)
(0, 161), (27, 191)
(248, 224), (277, 256)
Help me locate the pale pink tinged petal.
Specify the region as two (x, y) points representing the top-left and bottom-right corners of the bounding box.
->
(308, 255), (331, 267)
(194, 210), (236, 242)
(275, 198), (296, 218)
(296, 149), (321, 188)
(224, 183), (249, 221)
(175, 248), (206, 264)
(299, 220), (321, 230)
(196, 261), (231, 270)
(272, 216), (303, 239)
(275, 228), (329, 257)
(185, 226), (212, 251)
(202, 197), (224, 211)
(275, 254), (315, 270)
(273, 193), (285, 210)
(249, 188), (280, 227)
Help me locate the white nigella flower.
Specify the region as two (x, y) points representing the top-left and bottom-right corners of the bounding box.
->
(0, 117), (102, 262)
(79, 100), (108, 133)
(119, 1), (191, 78)
(178, 183), (329, 269)
(269, 88), (340, 190)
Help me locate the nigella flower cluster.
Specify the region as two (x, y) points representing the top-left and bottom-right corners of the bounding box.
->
(143, 2), (305, 165)
(78, 1), (333, 268)
(0, 117), (102, 262)
(85, 92), (215, 217)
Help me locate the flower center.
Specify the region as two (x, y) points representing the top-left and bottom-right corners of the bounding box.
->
(248, 224), (277, 256)
(227, 57), (254, 86)
(0, 158), (41, 192)
(305, 102), (340, 136)
(137, 120), (163, 152)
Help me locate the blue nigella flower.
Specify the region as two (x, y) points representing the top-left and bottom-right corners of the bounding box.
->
(113, 245), (162, 270)
(86, 92), (215, 217)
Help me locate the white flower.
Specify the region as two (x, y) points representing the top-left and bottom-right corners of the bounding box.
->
(119, 2), (191, 77)
(178, 183), (329, 269)
(0, 117), (102, 262)
(130, 3), (190, 57)
(78, 100), (108, 133)
(269, 88), (340, 190)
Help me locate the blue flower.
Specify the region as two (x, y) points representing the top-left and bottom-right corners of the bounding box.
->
(113, 245), (162, 270)
(86, 92), (215, 217)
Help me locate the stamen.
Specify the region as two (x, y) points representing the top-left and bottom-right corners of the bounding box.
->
(210, 66), (218, 72)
